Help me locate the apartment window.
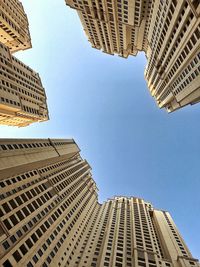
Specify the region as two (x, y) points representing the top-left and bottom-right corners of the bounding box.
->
(10, 235), (17, 243)
(20, 244), (28, 255)
(13, 250), (22, 262)
(3, 241), (10, 250)
(3, 260), (13, 267)
(27, 262), (34, 267)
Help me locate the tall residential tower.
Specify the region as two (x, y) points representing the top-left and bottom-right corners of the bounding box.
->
(0, 138), (199, 267)
(0, 0), (49, 127)
(0, 42), (49, 127)
(0, 0), (31, 53)
(65, 0), (200, 112)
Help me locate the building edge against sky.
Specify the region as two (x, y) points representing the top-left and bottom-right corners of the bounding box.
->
(0, 0), (32, 53)
(0, 138), (199, 267)
(0, 42), (49, 127)
(65, 0), (200, 113)
(0, 0), (49, 127)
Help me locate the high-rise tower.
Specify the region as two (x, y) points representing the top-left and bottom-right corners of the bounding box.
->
(0, 0), (31, 53)
(0, 42), (49, 127)
(0, 1), (49, 127)
(65, 0), (154, 57)
(65, 0), (200, 112)
(0, 138), (199, 267)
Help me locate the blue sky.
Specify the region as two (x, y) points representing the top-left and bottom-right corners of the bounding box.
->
(0, 0), (199, 258)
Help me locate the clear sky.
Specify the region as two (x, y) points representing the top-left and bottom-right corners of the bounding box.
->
(0, 0), (199, 258)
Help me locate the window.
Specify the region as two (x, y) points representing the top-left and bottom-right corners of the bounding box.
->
(13, 251), (22, 262)
(3, 260), (13, 267)
(3, 241), (10, 250)
(10, 235), (17, 243)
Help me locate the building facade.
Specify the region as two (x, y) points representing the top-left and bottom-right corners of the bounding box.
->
(0, 138), (199, 267)
(0, 0), (49, 127)
(65, 0), (154, 57)
(0, 0), (31, 53)
(0, 42), (49, 127)
(65, 0), (200, 112)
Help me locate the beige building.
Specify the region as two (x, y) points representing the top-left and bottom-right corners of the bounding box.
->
(0, 42), (49, 127)
(0, 0), (49, 127)
(0, 0), (31, 53)
(65, 0), (200, 112)
(66, 0), (154, 57)
(0, 138), (199, 267)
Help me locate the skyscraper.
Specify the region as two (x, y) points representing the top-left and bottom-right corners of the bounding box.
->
(65, 0), (200, 112)
(0, 138), (199, 267)
(0, 0), (31, 53)
(0, 0), (49, 127)
(0, 42), (49, 127)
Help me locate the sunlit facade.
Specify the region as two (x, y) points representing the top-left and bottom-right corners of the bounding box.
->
(65, 0), (200, 112)
(0, 0), (49, 127)
(0, 0), (31, 53)
(0, 42), (49, 127)
(0, 138), (199, 267)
